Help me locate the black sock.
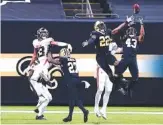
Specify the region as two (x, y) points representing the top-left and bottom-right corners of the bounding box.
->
(68, 100), (75, 118)
(77, 100), (86, 114)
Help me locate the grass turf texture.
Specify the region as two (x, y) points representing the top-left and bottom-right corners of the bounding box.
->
(1, 106), (163, 124)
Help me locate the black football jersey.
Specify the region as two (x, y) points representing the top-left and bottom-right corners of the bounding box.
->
(90, 30), (112, 56)
(60, 57), (79, 78)
(122, 36), (139, 58)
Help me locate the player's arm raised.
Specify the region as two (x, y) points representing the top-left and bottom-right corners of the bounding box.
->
(138, 18), (145, 43)
(112, 16), (135, 34)
(82, 34), (96, 47)
(50, 39), (72, 52)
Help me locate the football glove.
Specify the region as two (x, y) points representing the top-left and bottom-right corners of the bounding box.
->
(139, 18), (144, 25)
(67, 44), (72, 52)
(82, 40), (89, 47)
(126, 16), (135, 26)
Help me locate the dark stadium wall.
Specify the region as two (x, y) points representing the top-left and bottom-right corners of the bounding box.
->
(1, 21), (163, 106)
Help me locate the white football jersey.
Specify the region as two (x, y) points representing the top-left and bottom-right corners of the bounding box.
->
(33, 37), (53, 65)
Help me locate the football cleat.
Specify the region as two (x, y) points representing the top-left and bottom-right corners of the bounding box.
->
(84, 110), (89, 123)
(94, 107), (101, 117)
(100, 108), (107, 120)
(36, 115), (46, 120)
(34, 109), (39, 113)
(63, 116), (72, 122)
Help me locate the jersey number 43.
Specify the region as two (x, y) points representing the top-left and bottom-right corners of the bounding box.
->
(100, 36), (112, 47)
(126, 38), (137, 48)
(68, 62), (78, 73)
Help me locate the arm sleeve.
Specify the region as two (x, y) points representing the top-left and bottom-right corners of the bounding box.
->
(87, 33), (97, 45)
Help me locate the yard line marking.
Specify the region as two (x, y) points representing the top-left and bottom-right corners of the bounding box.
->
(2, 124), (163, 125)
(1, 110), (163, 115)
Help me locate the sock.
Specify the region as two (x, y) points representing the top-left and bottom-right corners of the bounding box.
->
(95, 90), (103, 109)
(38, 98), (49, 116)
(102, 91), (111, 110)
(77, 100), (86, 113)
(36, 96), (45, 108)
(68, 100), (75, 118)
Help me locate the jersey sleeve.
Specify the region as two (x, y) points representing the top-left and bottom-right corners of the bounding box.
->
(59, 57), (66, 64)
(32, 39), (38, 48)
(47, 37), (54, 45)
(88, 31), (97, 44)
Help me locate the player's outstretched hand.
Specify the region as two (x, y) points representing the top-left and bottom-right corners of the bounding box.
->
(139, 18), (144, 25)
(126, 15), (134, 23)
(67, 44), (72, 52)
(126, 16), (135, 26)
(82, 40), (88, 47)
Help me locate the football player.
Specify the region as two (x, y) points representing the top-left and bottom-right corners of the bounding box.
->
(114, 18), (145, 97)
(82, 17), (134, 92)
(93, 41), (118, 119)
(24, 27), (72, 120)
(52, 48), (90, 123)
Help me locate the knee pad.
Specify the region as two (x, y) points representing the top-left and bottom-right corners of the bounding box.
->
(105, 89), (112, 95)
(97, 89), (103, 95)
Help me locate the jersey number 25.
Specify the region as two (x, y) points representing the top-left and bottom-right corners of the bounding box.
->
(68, 62), (78, 73)
(100, 36), (112, 47)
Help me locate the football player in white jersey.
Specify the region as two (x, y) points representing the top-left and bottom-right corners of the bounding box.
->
(25, 27), (72, 120)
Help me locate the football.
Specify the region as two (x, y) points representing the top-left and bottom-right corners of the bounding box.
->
(133, 3), (140, 14)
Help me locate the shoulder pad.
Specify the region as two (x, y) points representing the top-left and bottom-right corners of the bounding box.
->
(48, 37), (54, 42)
(32, 39), (39, 48)
(90, 31), (97, 36)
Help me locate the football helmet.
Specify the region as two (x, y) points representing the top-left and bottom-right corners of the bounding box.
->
(59, 48), (70, 57)
(37, 27), (49, 40)
(94, 21), (107, 34)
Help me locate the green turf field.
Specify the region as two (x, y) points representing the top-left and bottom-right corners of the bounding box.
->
(1, 106), (163, 124)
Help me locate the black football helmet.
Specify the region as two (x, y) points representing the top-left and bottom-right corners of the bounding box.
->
(37, 27), (49, 40)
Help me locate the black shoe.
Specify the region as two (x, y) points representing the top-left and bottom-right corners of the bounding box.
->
(36, 115), (46, 120)
(63, 116), (72, 122)
(84, 110), (89, 123)
(34, 109), (39, 113)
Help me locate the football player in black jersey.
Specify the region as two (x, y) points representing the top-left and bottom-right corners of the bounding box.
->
(49, 48), (90, 123)
(82, 17), (134, 92)
(114, 18), (145, 97)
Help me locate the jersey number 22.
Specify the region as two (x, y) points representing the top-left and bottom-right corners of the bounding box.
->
(100, 36), (112, 47)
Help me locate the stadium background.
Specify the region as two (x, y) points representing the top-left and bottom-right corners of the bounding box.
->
(1, 20), (163, 106)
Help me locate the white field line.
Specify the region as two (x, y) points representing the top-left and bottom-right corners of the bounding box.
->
(1, 110), (163, 115)
(2, 124), (163, 125)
